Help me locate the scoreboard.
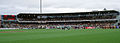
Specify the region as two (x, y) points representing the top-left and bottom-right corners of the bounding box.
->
(3, 15), (16, 20)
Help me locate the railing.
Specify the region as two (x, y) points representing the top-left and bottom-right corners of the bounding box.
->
(17, 19), (117, 23)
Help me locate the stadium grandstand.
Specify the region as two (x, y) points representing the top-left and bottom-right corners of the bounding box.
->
(15, 10), (120, 29)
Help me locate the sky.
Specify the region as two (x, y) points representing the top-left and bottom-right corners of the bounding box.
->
(0, 0), (120, 15)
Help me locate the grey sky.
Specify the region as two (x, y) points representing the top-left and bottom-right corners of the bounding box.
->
(0, 0), (120, 15)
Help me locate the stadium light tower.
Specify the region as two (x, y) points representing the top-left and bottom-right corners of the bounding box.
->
(40, 0), (42, 13)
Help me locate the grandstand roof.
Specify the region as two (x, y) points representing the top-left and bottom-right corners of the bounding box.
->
(18, 10), (119, 16)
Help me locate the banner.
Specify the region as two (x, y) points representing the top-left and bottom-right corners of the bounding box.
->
(86, 27), (95, 29)
(0, 28), (19, 30)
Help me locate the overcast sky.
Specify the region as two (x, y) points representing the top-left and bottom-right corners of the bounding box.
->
(0, 0), (120, 15)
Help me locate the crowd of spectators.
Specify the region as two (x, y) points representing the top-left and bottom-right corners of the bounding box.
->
(2, 21), (119, 29)
(2, 22), (20, 28)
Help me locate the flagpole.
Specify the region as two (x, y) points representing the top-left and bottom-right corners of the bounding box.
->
(40, 0), (42, 13)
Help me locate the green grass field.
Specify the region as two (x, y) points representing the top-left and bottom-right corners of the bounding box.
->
(0, 29), (120, 43)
